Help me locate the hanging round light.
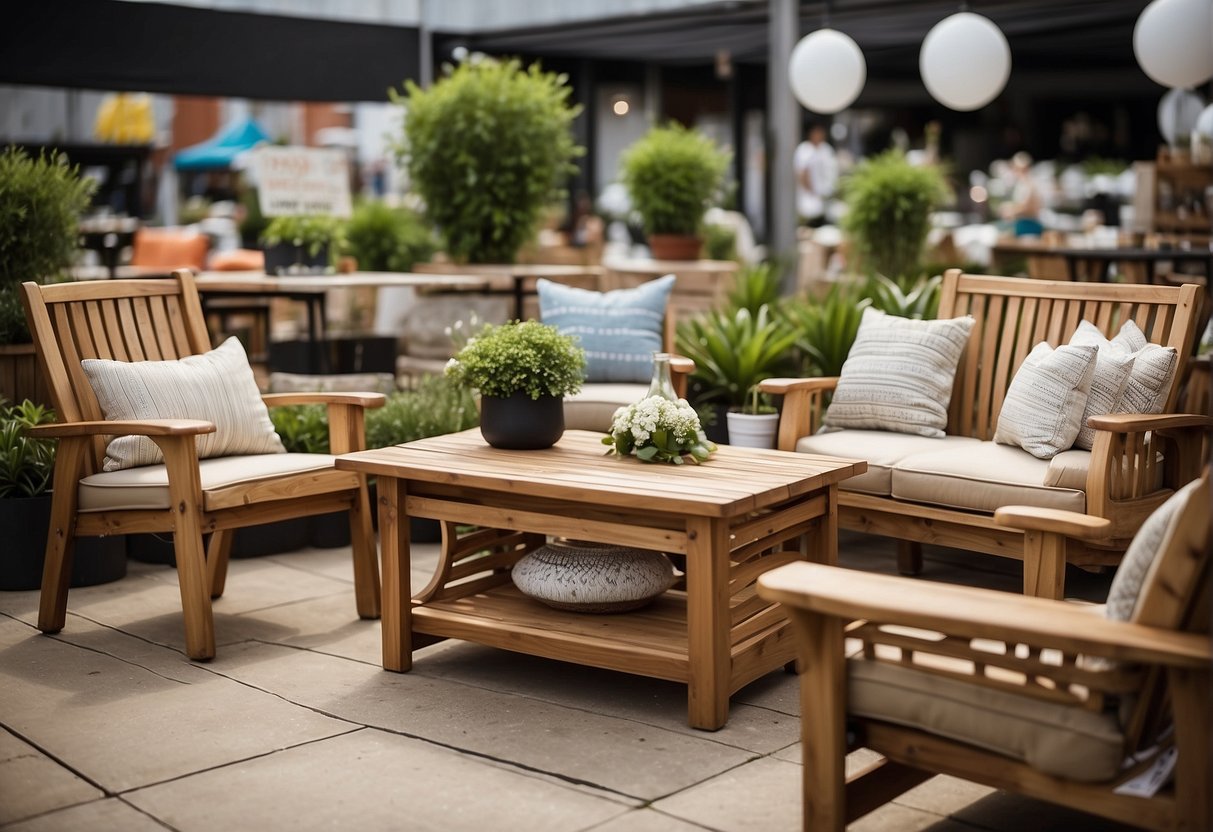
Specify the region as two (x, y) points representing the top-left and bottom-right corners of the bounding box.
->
(1157, 88), (1206, 146)
(788, 29), (866, 114)
(919, 12), (1011, 111)
(1133, 0), (1213, 89)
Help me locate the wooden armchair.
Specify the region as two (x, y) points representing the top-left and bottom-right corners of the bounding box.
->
(21, 271), (384, 661)
(758, 470), (1210, 831)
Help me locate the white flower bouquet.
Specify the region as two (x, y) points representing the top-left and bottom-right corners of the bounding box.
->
(602, 395), (717, 465)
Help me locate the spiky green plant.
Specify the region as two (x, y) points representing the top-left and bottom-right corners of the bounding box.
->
(780, 285), (870, 378)
(675, 305), (797, 409)
(726, 262), (784, 318)
(0, 399), (57, 499)
(863, 273), (942, 320)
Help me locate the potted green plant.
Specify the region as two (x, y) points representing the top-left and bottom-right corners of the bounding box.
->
(0, 147), (94, 406)
(446, 320), (585, 449)
(0, 399), (125, 590)
(619, 124), (730, 261)
(342, 201), (437, 273)
(675, 304), (797, 446)
(840, 149), (950, 281)
(260, 214), (347, 275)
(395, 57), (582, 264)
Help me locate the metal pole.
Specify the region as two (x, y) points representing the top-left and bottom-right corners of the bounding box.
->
(418, 0), (432, 87)
(768, 0), (798, 288)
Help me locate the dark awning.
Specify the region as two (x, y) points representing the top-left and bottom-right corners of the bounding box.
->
(0, 0), (419, 102)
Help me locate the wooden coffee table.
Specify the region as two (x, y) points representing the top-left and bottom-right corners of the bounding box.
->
(336, 429), (864, 730)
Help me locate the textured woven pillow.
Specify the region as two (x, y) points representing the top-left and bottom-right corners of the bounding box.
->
(1070, 319), (1178, 419)
(994, 342), (1098, 459)
(1067, 322), (1136, 451)
(82, 336), (285, 472)
(538, 275), (674, 383)
(822, 308), (974, 438)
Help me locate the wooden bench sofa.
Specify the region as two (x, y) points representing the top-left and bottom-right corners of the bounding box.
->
(761, 269), (1207, 598)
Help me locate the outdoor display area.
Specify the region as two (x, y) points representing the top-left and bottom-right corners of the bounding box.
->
(1, 1), (1213, 830)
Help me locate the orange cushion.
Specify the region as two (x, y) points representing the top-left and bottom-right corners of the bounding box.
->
(209, 248), (265, 271)
(130, 228), (209, 270)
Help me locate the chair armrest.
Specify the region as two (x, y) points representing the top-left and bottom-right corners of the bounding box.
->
(262, 392), (387, 409)
(27, 419), (216, 438)
(1087, 412), (1213, 433)
(758, 377), (840, 395)
(669, 355), (695, 375)
(994, 506), (1112, 539)
(757, 562), (1211, 668)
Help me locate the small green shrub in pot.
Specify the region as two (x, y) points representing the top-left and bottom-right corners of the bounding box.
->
(840, 149), (949, 282)
(620, 124), (730, 257)
(260, 215), (347, 274)
(342, 201), (437, 273)
(395, 58), (582, 264)
(0, 147), (95, 344)
(0, 399), (56, 498)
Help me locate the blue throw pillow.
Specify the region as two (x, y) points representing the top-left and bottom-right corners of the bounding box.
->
(538, 274), (675, 383)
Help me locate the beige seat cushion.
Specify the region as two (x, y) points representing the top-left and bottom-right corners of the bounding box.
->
(563, 383), (647, 432)
(849, 654), (1124, 782)
(892, 441), (1086, 513)
(795, 430), (982, 496)
(78, 453), (338, 512)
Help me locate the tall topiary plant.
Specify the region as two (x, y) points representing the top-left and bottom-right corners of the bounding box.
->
(395, 58), (582, 264)
(620, 124), (730, 239)
(840, 149), (949, 282)
(0, 147), (95, 343)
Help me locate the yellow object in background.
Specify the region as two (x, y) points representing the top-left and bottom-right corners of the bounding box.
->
(94, 93), (155, 144)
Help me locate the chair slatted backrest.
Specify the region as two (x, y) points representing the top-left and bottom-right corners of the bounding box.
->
(938, 270), (1202, 440)
(21, 272), (213, 472)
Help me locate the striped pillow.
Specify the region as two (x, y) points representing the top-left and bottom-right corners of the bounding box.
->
(823, 308), (975, 437)
(1070, 320), (1178, 423)
(994, 342), (1098, 459)
(82, 337), (285, 472)
(538, 275), (674, 383)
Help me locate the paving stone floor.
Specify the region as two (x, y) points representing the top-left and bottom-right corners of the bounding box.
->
(0, 530), (1134, 831)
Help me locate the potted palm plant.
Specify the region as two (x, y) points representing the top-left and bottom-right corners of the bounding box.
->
(445, 320), (585, 449)
(619, 124), (730, 261)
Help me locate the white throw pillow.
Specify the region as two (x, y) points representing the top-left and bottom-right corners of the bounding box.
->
(994, 342), (1097, 459)
(1070, 319), (1178, 419)
(822, 308), (974, 438)
(83, 337), (285, 471)
(1067, 322), (1137, 451)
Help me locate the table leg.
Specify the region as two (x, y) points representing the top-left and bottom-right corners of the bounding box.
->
(805, 485), (838, 565)
(686, 516), (731, 730)
(378, 476), (413, 672)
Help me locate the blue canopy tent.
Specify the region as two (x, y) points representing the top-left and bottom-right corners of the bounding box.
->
(174, 118), (269, 170)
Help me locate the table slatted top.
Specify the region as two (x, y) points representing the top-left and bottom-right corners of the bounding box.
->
(337, 429), (865, 518)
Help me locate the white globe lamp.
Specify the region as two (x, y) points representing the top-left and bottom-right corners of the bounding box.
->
(1157, 88), (1206, 145)
(919, 12), (1011, 111)
(1133, 0), (1213, 89)
(788, 29), (866, 114)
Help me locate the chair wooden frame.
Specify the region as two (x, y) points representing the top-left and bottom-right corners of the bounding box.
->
(21, 271), (385, 660)
(762, 270), (1209, 597)
(758, 471), (1211, 831)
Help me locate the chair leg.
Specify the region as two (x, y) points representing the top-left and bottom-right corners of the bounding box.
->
(349, 479), (381, 619)
(156, 437), (215, 661)
(37, 437), (88, 634)
(207, 530), (233, 600)
(896, 540), (923, 575)
(792, 609), (847, 831)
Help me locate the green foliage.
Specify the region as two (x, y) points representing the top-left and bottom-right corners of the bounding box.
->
(0, 399), (57, 499)
(726, 262), (784, 317)
(675, 305), (797, 408)
(1080, 156), (1127, 177)
(365, 375), (479, 449)
(396, 57), (582, 264)
(702, 223), (737, 261)
(863, 273), (941, 320)
(269, 404), (330, 454)
(446, 320), (586, 400)
(261, 215), (347, 258)
(841, 150), (949, 282)
(781, 285), (870, 378)
(238, 186), (269, 245)
(0, 286), (29, 345)
(342, 201), (437, 273)
(620, 124), (730, 236)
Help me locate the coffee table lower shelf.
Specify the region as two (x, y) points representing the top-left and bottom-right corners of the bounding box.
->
(410, 583), (797, 693)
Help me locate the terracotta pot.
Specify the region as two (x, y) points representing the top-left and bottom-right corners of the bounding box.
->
(480, 393), (564, 450)
(647, 234), (702, 261)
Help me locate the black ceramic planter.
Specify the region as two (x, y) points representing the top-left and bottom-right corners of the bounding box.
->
(0, 495), (126, 591)
(479, 393), (564, 450)
(263, 242), (330, 276)
(232, 517), (311, 557)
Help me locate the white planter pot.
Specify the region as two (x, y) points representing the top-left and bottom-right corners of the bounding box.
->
(726, 411), (779, 449)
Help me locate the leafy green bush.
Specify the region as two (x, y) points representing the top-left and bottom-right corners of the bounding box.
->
(675, 305), (797, 408)
(841, 150), (949, 281)
(365, 375), (479, 449)
(269, 404), (330, 454)
(446, 320), (586, 400)
(781, 285), (869, 378)
(0, 147), (95, 344)
(396, 58), (582, 264)
(261, 215), (347, 258)
(342, 202), (436, 272)
(620, 124), (730, 236)
(0, 399), (57, 498)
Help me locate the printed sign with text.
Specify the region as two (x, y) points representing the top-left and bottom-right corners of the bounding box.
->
(253, 147), (352, 218)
